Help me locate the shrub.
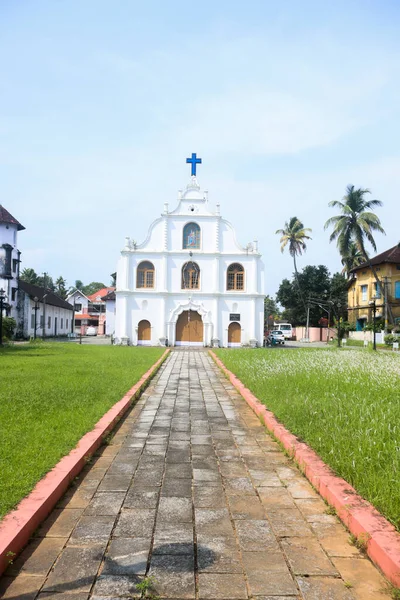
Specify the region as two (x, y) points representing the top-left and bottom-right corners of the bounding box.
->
(384, 333), (400, 346)
(1, 317), (16, 341)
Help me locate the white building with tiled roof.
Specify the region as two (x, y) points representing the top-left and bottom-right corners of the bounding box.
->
(0, 205), (25, 321)
(114, 156), (265, 347)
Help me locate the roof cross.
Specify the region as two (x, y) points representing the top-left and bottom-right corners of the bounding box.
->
(186, 153), (202, 176)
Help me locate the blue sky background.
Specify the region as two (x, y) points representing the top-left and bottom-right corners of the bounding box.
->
(1, 0), (399, 295)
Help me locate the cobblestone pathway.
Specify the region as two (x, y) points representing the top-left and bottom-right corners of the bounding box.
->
(0, 350), (391, 599)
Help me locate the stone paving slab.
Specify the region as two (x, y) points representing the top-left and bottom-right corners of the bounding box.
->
(0, 350), (393, 600)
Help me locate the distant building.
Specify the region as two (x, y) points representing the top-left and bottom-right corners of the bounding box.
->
(66, 287), (115, 335)
(17, 281), (74, 339)
(347, 244), (400, 330)
(0, 205), (25, 322)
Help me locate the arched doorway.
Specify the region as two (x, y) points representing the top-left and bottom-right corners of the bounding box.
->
(138, 319), (151, 345)
(228, 322), (241, 347)
(175, 310), (203, 346)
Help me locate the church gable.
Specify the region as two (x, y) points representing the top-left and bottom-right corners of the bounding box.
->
(135, 217), (164, 252)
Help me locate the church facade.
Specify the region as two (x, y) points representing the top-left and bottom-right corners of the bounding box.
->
(114, 159), (265, 347)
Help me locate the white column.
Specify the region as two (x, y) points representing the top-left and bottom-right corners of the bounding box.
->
(120, 252), (130, 290)
(214, 257), (220, 293)
(116, 293), (129, 343)
(215, 213), (220, 252)
(248, 298), (257, 346)
(213, 297), (219, 345)
(163, 255), (168, 292)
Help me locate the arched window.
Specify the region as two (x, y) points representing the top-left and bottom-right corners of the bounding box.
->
(183, 222), (201, 249)
(182, 261), (200, 289)
(227, 263), (244, 291)
(137, 261), (155, 288)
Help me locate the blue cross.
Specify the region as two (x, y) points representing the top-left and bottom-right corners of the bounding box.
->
(186, 153), (202, 176)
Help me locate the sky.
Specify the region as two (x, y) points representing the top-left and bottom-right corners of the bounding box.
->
(1, 0), (400, 296)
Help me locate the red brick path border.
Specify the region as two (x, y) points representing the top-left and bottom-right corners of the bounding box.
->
(0, 348), (170, 576)
(210, 350), (400, 588)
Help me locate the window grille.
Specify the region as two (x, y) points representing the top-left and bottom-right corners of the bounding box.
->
(137, 261), (155, 288)
(182, 262), (200, 289)
(227, 263), (245, 291)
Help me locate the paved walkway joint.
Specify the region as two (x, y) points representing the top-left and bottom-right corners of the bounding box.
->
(0, 350), (392, 599)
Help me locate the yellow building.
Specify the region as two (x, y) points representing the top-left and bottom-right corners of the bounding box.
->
(347, 244), (400, 331)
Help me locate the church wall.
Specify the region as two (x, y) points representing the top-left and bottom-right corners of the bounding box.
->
(129, 294), (166, 344)
(220, 221), (242, 253)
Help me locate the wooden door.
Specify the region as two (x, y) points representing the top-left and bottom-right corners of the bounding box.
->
(228, 322), (241, 344)
(138, 319), (151, 341)
(176, 310), (203, 343)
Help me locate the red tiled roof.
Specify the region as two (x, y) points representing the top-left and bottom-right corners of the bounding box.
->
(351, 244), (400, 272)
(0, 205), (25, 231)
(74, 313), (94, 320)
(86, 287), (115, 301)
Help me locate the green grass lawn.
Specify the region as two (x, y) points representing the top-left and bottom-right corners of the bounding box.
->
(215, 347), (400, 530)
(0, 343), (164, 519)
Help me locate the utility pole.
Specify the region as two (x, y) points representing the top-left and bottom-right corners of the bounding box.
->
(305, 302), (310, 341)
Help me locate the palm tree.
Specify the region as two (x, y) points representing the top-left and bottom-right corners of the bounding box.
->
(340, 241), (364, 277)
(276, 217), (312, 309)
(324, 185), (385, 285)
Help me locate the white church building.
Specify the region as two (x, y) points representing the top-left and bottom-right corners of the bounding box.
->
(114, 155), (265, 347)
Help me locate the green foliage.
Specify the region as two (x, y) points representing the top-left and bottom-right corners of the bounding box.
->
(0, 344), (164, 518)
(72, 281), (108, 296)
(74, 279), (84, 291)
(276, 266), (347, 326)
(20, 267), (39, 284)
(349, 532), (370, 553)
(20, 268), (57, 293)
(136, 576), (159, 599)
(215, 348), (400, 530)
(82, 281), (107, 296)
(384, 334), (400, 346)
(324, 184), (385, 284)
(340, 241), (364, 277)
(264, 295), (280, 330)
(2, 316), (16, 340)
(276, 216), (312, 309)
(55, 276), (68, 300)
(364, 319), (384, 331)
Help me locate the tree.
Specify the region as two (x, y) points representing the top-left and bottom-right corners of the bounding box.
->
(37, 273), (55, 291)
(324, 185), (385, 285)
(276, 217), (312, 309)
(340, 241), (364, 277)
(74, 280), (84, 291)
(20, 268), (55, 291)
(264, 295), (280, 331)
(276, 265), (347, 326)
(20, 268), (39, 284)
(83, 281), (107, 296)
(55, 276), (68, 299)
